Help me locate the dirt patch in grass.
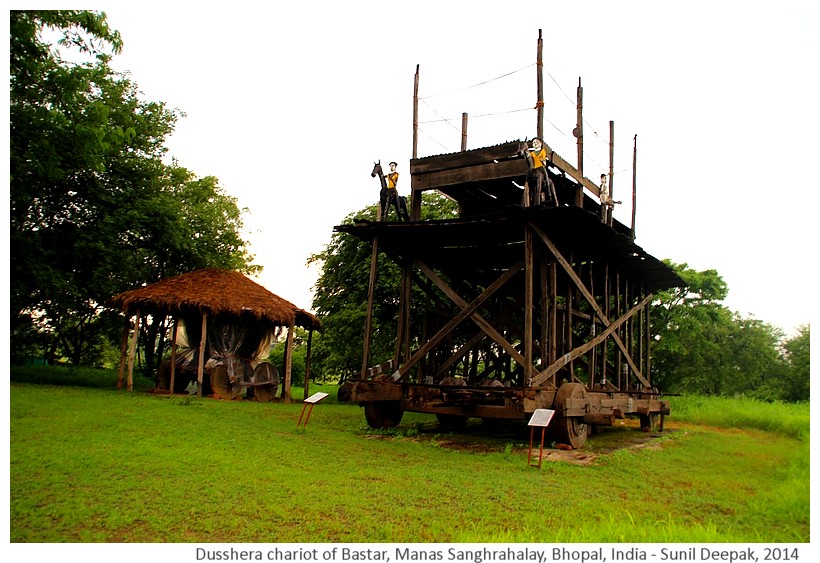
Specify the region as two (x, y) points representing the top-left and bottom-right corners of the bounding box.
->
(365, 418), (679, 465)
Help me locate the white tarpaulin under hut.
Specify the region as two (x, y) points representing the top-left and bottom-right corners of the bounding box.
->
(107, 268), (322, 403)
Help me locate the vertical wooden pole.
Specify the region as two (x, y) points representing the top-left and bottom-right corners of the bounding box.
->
(575, 78), (584, 208)
(461, 113), (468, 151)
(540, 261), (548, 371)
(411, 64), (422, 221)
(536, 29), (544, 141)
(126, 309), (140, 392)
(608, 120), (615, 226)
(197, 312), (207, 398)
(169, 318), (179, 394)
(524, 225), (534, 384)
(284, 322), (294, 404)
(645, 294), (652, 387)
(361, 238), (379, 378)
(631, 134), (638, 239)
(303, 329), (313, 400)
(549, 261), (558, 384)
(117, 316), (129, 389)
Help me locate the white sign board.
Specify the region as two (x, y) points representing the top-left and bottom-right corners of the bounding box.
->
(304, 392), (329, 404)
(528, 408), (555, 427)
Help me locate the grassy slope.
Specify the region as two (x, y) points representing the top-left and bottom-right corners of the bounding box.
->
(9, 379), (809, 543)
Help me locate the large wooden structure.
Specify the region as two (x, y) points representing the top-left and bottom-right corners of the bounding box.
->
(339, 141), (683, 448)
(337, 29), (686, 448)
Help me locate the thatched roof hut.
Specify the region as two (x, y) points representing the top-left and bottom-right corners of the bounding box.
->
(108, 268), (321, 331)
(108, 268), (321, 402)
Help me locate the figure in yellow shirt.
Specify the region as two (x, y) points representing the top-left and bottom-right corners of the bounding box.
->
(382, 161), (409, 221)
(524, 137), (553, 207)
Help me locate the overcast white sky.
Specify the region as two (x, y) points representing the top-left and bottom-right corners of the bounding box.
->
(26, 1), (820, 335)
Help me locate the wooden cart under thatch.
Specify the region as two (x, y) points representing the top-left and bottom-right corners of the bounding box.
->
(108, 268), (321, 403)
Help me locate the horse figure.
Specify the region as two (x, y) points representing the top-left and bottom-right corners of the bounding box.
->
(371, 161), (409, 222)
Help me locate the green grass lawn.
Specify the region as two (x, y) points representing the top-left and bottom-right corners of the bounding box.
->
(9, 369), (810, 543)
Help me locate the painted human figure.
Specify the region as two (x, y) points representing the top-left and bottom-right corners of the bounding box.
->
(524, 137), (551, 206)
(384, 162), (409, 221)
(599, 173), (620, 224)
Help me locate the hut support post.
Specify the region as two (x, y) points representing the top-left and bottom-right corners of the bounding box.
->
(126, 309), (141, 392)
(524, 225), (534, 382)
(197, 312), (207, 398)
(575, 78), (584, 207)
(117, 316), (129, 389)
(303, 329), (314, 400)
(284, 322), (295, 404)
(169, 318), (179, 394)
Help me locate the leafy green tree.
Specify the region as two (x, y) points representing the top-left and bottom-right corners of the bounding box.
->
(308, 193), (459, 380)
(651, 261), (782, 397)
(10, 11), (257, 368)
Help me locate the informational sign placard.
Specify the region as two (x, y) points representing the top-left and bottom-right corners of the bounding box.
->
(528, 408), (555, 427)
(304, 392), (329, 404)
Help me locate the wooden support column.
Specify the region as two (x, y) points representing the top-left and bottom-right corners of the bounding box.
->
(608, 120), (615, 226)
(524, 224), (534, 383)
(361, 236), (379, 378)
(117, 316), (129, 389)
(631, 134), (637, 239)
(645, 295), (652, 387)
(126, 309), (141, 392)
(461, 113), (468, 151)
(303, 328), (313, 400)
(284, 322), (294, 404)
(169, 318), (179, 394)
(411, 64), (422, 220)
(197, 312), (207, 398)
(540, 261), (548, 370)
(574, 78), (584, 208)
(536, 29), (544, 140)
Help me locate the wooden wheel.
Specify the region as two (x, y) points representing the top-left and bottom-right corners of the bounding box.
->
(436, 413), (468, 429)
(363, 401), (404, 428)
(551, 382), (589, 449)
(251, 362), (279, 403)
(210, 364), (243, 400)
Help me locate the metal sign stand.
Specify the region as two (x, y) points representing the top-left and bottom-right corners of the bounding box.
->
(527, 409), (555, 468)
(296, 392), (329, 429)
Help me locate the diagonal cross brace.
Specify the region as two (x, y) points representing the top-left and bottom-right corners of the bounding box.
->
(394, 260), (526, 380)
(529, 223), (652, 389)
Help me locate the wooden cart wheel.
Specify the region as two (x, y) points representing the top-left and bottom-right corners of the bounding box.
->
(210, 365), (242, 400)
(364, 401), (404, 428)
(251, 362), (279, 403)
(551, 382), (589, 449)
(436, 413), (468, 429)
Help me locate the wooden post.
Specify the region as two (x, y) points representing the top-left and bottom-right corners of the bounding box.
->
(303, 329), (313, 400)
(609, 120), (615, 226)
(575, 78), (584, 207)
(284, 322), (294, 404)
(631, 134), (637, 239)
(524, 225), (533, 384)
(461, 112), (468, 151)
(197, 312), (207, 398)
(413, 64), (419, 159)
(126, 309), (140, 392)
(536, 29), (544, 141)
(411, 64), (422, 221)
(117, 316), (129, 389)
(361, 237), (379, 377)
(169, 318), (179, 394)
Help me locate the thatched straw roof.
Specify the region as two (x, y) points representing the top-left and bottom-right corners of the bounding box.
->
(108, 268), (322, 331)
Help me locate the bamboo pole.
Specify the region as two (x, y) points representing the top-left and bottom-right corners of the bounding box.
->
(117, 316), (129, 389)
(609, 120), (615, 226)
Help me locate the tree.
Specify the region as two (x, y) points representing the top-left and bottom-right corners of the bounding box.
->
(651, 261), (782, 397)
(308, 193), (459, 380)
(10, 11), (257, 367)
